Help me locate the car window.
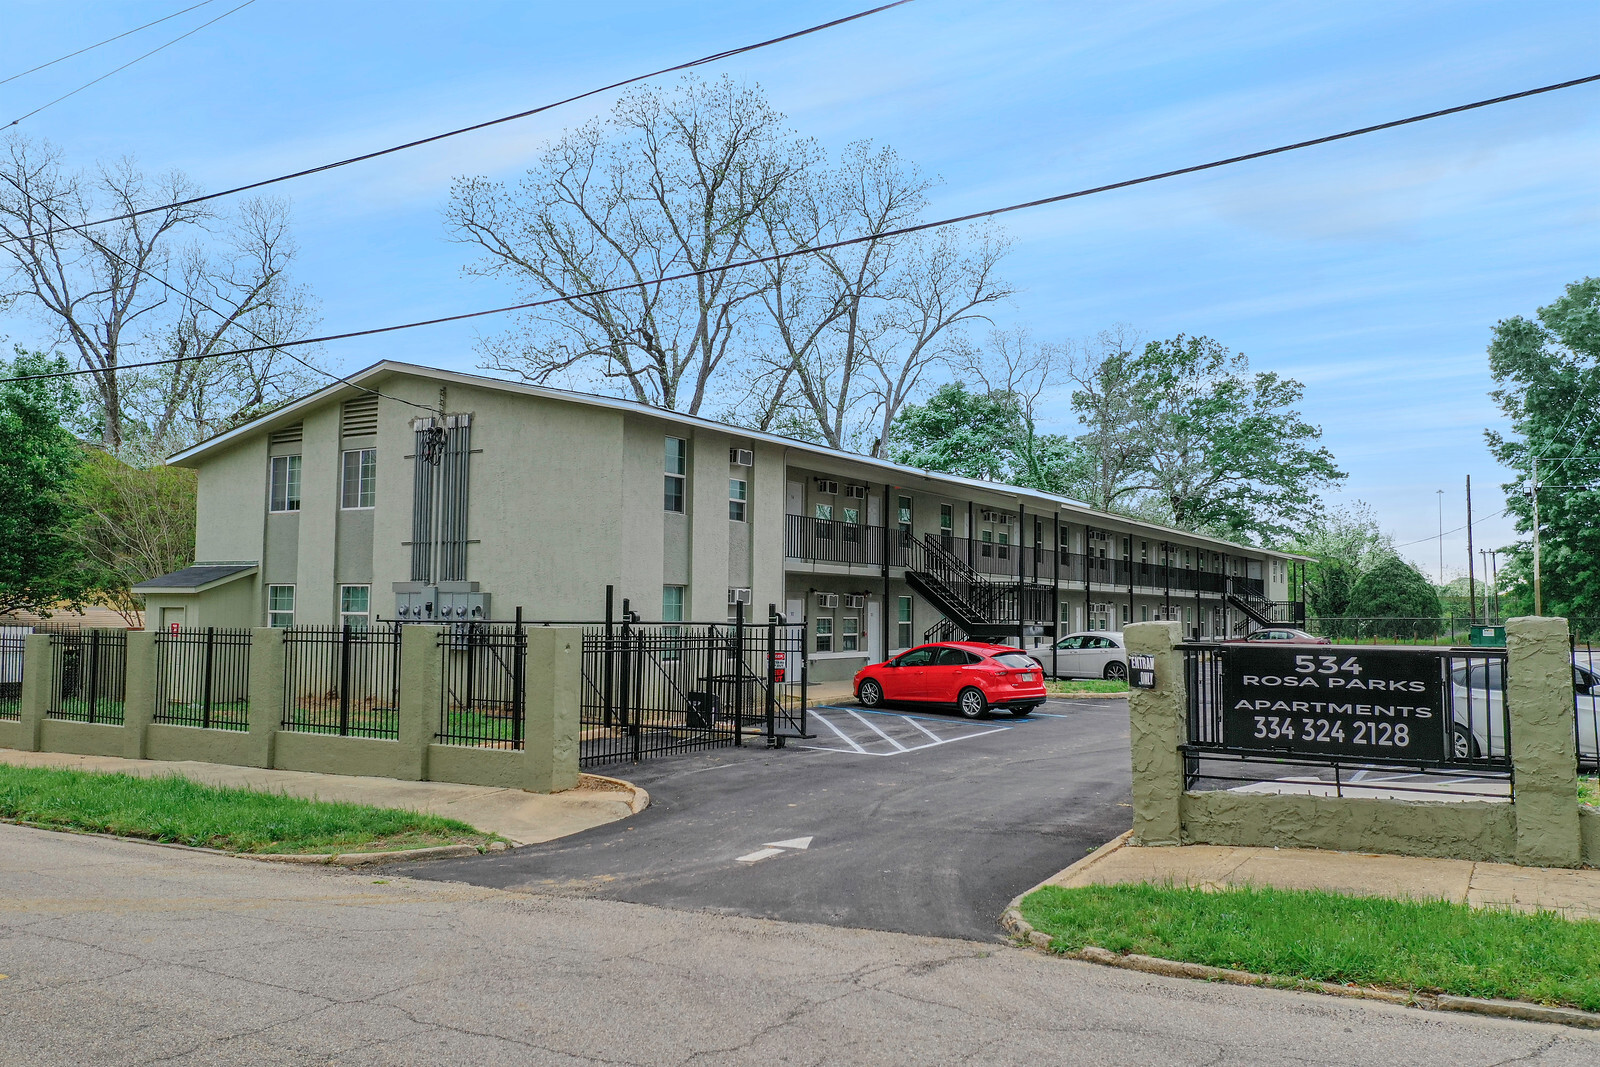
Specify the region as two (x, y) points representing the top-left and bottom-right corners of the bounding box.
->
(1575, 666), (1598, 692)
(935, 647), (972, 666)
(1452, 662), (1505, 691)
(993, 653), (1037, 669)
(1088, 637), (1113, 650)
(896, 648), (935, 667)
(1056, 636), (1084, 650)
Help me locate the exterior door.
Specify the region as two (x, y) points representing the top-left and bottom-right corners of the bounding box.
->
(160, 606), (186, 633)
(924, 646), (975, 702)
(866, 601), (883, 663)
(884, 647), (934, 700)
(786, 481), (804, 516)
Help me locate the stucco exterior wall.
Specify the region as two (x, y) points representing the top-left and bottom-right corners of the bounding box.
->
(195, 439), (267, 565)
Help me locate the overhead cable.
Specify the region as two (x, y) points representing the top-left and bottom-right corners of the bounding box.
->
(0, 0), (218, 88)
(5, 0), (257, 128)
(0, 1), (915, 241)
(5, 69), (1599, 385)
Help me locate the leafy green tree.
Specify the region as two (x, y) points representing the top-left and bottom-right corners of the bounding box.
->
(0, 349), (91, 616)
(1281, 502), (1397, 634)
(1347, 556), (1442, 640)
(66, 450), (196, 625)
(889, 383), (1025, 480)
(1485, 277), (1600, 618)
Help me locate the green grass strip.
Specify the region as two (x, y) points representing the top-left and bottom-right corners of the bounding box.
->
(1046, 679), (1130, 695)
(1020, 883), (1600, 1011)
(0, 763), (499, 855)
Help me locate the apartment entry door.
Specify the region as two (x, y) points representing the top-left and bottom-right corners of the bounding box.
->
(867, 600), (883, 663)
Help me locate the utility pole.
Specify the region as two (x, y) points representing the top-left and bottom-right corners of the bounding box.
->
(1436, 489), (1445, 585)
(1465, 475), (1476, 625)
(1532, 457), (1542, 615)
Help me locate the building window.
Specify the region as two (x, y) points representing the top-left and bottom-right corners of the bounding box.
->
(339, 585), (370, 630)
(1121, 604), (1131, 623)
(897, 496), (912, 533)
(940, 503), (954, 543)
(815, 616), (833, 653)
(267, 585), (295, 628)
(664, 437), (686, 513)
(842, 507), (860, 543)
(896, 596), (913, 648)
(841, 616), (859, 652)
(728, 478), (747, 521)
(997, 530), (1010, 561)
(341, 449), (376, 509)
(815, 502), (833, 521)
(981, 530), (993, 557)
(662, 585), (684, 623)
(269, 455), (301, 512)
(1140, 605), (1150, 622)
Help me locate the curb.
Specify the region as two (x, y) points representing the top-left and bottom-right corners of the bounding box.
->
(999, 836), (1600, 1033)
(245, 842), (490, 867)
(578, 772), (651, 815)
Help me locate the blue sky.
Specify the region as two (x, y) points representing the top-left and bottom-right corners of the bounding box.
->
(2, 0), (1596, 578)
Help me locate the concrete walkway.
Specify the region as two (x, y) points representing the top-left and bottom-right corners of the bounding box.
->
(1040, 833), (1600, 920)
(0, 749), (642, 846)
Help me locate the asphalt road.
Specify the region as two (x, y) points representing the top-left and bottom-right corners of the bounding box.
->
(5, 824), (1595, 1066)
(402, 696), (1134, 941)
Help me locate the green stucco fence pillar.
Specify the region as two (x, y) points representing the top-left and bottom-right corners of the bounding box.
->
(1506, 616), (1582, 867)
(397, 625), (442, 782)
(1126, 620), (1185, 846)
(15, 633), (52, 751)
(245, 628), (284, 768)
(121, 631), (156, 760)
(524, 626), (581, 793)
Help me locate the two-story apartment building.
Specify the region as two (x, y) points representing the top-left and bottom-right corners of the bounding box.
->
(134, 361), (1308, 683)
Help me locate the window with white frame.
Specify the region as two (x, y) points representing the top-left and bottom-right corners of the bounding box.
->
(728, 478), (747, 521)
(815, 616), (834, 653)
(896, 596), (912, 648)
(269, 455), (301, 512)
(841, 616), (859, 652)
(339, 585), (370, 630)
(664, 438), (686, 512)
(661, 585), (684, 660)
(341, 449), (376, 509)
(267, 585), (295, 627)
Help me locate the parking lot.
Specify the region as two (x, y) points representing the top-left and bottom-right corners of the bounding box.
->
(405, 696), (1133, 942)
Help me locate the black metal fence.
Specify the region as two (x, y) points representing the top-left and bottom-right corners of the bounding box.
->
(282, 624), (401, 739)
(0, 628), (24, 720)
(579, 607), (807, 767)
(1181, 642), (1513, 798)
(437, 623), (526, 749)
(1575, 636), (1599, 774)
(154, 627), (252, 730)
(47, 629), (128, 724)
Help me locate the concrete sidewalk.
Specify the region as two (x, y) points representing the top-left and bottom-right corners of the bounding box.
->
(0, 749), (644, 847)
(1038, 833), (1600, 920)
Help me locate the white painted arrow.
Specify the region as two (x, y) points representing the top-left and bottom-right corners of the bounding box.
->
(764, 836), (813, 850)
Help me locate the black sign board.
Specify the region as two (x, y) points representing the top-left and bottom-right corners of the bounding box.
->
(1221, 646), (1446, 763)
(1128, 653), (1156, 689)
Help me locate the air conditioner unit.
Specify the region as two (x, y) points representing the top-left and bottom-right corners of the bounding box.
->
(816, 593), (839, 609)
(728, 587), (752, 605)
(729, 448), (754, 466)
(843, 594), (865, 609)
(815, 478), (838, 494)
(844, 484), (867, 499)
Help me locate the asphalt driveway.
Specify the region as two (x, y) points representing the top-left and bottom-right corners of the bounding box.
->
(403, 696), (1132, 941)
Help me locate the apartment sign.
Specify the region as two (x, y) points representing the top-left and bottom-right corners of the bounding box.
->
(1220, 646), (1445, 762)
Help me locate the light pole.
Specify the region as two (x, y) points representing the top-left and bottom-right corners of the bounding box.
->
(1436, 489), (1445, 585)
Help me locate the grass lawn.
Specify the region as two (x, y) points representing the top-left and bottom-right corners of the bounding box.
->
(1582, 777), (1598, 807)
(1020, 883), (1600, 1011)
(1046, 679), (1130, 695)
(0, 763), (502, 855)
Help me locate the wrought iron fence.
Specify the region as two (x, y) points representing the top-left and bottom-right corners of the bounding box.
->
(282, 624), (401, 739)
(47, 629), (128, 724)
(154, 627), (252, 730)
(1180, 642), (1512, 798)
(0, 627), (25, 720)
(580, 608), (807, 766)
(1575, 636), (1599, 774)
(437, 623), (526, 749)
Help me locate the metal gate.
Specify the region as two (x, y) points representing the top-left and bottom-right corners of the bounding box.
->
(579, 605), (808, 766)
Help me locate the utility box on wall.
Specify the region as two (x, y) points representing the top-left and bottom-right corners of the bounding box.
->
(392, 581), (491, 622)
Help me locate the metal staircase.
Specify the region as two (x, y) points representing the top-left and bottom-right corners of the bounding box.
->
(1225, 577), (1305, 629)
(905, 535), (1038, 643)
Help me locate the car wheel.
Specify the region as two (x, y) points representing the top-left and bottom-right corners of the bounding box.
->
(857, 679), (884, 708)
(1103, 661), (1128, 682)
(957, 686), (989, 720)
(1450, 722), (1479, 761)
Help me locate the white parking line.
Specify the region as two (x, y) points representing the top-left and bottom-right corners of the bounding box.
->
(812, 710), (869, 754)
(845, 709), (908, 751)
(795, 706), (1016, 757)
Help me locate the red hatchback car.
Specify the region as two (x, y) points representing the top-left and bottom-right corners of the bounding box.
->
(853, 642), (1048, 719)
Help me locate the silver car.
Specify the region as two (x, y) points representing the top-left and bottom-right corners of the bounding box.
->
(1045, 631), (1128, 681)
(1450, 656), (1599, 762)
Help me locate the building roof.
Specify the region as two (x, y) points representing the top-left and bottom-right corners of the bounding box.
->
(131, 563), (258, 594)
(166, 360), (1309, 561)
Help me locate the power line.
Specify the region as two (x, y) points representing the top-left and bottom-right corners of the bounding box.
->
(0, 0), (219, 88)
(0, 1), (915, 244)
(4, 67), (1599, 386)
(1392, 506), (1510, 551)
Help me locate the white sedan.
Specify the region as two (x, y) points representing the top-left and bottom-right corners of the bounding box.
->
(1044, 631), (1128, 681)
(1451, 656), (1599, 763)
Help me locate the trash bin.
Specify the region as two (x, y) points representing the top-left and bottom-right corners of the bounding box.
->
(685, 690), (719, 730)
(1469, 625), (1506, 648)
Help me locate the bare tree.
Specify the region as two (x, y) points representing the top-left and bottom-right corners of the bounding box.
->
(1061, 325), (1152, 511)
(0, 135), (321, 453)
(447, 76), (810, 415)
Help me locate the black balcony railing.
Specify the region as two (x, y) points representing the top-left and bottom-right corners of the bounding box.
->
(784, 513), (886, 567)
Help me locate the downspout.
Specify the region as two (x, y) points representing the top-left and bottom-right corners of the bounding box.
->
(1052, 511), (1061, 677)
(882, 483), (891, 658)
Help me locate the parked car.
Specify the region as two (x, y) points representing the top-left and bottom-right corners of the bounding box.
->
(854, 642), (1047, 719)
(1225, 628), (1331, 645)
(1044, 631), (1128, 681)
(1450, 656), (1599, 762)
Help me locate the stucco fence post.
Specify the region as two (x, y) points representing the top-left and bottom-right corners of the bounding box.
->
(1506, 616), (1582, 867)
(396, 624), (441, 782)
(524, 626), (580, 793)
(245, 628), (284, 768)
(120, 631), (156, 760)
(10, 633), (53, 751)
(1126, 620), (1185, 846)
